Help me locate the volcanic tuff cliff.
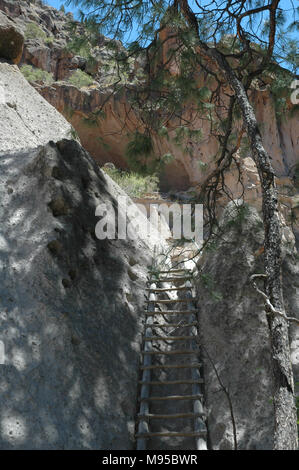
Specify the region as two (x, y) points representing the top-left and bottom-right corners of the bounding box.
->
(0, 0), (298, 451)
(0, 7), (169, 449)
(196, 202), (299, 449)
(1, 0), (298, 192)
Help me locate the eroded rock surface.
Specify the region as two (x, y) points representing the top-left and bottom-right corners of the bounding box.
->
(0, 0), (297, 194)
(0, 40), (168, 447)
(0, 138), (167, 449)
(0, 0), (298, 451)
(0, 10), (24, 63)
(0, 61), (72, 153)
(196, 203), (299, 449)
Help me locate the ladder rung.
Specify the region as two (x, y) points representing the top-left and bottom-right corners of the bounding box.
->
(149, 276), (192, 282)
(136, 431), (206, 439)
(139, 379), (204, 385)
(141, 350), (198, 355)
(143, 336), (197, 341)
(145, 310), (198, 316)
(140, 363), (202, 370)
(152, 322), (198, 328)
(149, 269), (190, 274)
(146, 286), (191, 292)
(140, 394), (203, 402)
(137, 412), (204, 420)
(146, 298), (196, 303)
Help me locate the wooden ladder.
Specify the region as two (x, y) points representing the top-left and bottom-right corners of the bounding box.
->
(136, 267), (207, 450)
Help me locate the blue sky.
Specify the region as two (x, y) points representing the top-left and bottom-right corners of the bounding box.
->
(45, 0), (299, 24)
(45, 0), (297, 66)
(45, 1), (77, 15)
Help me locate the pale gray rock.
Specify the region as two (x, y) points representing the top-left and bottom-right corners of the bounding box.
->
(0, 138), (164, 449)
(196, 202), (299, 450)
(0, 62), (72, 154)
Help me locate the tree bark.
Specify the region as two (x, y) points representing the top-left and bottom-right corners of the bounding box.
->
(218, 62), (298, 450)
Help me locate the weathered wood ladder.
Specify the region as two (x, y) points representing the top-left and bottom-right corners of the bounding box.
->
(136, 267), (207, 450)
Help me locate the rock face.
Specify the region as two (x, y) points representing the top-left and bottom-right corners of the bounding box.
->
(0, 10), (24, 63)
(0, 137), (168, 449)
(0, 28), (167, 448)
(196, 203), (299, 449)
(0, 0), (298, 193)
(0, 61), (72, 153)
(0, 0), (298, 451)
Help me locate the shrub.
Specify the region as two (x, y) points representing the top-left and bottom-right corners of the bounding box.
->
(66, 20), (99, 59)
(45, 36), (54, 45)
(125, 132), (175, 175)
(20, 65), (54, 84)
(67, 70), (94, 88)
(102, 167), (159, 198)
(125, 132), (154, 174)
(66, 39), (91, 60)
(226, 203), (250, 230)
(25, 22), (47, 41)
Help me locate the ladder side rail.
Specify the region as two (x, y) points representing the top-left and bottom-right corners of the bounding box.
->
(186, 279), (207, 451)
(136, 282), (156, 450)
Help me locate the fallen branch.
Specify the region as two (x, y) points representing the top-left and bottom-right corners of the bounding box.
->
(250, 274), (299, 326)
(201, 344), (238, 450)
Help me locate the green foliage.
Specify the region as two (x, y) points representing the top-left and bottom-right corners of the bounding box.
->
(25, 22), (47, 41)
(23, 14), (54, 46)
(102, 167), (159, 198)
(157, 126), (170, 140)
(67, 69), (94, 88)
(124, 131), (175, 175)
(204, 239), (218, 253)
(284, 40), (299, 75)
(66, 18), (100, 62)
(45, 36), (54, 45)
(125, 132), (154, 174)
(82, 109), (106, 127)
(173, 126), (203, 155)
(96, 136), (110, 151)
(226, 203), (250, 229)
(69, 126), (79, 140)
(269, 67), (294, 119)
(66, 21), (132, 82)
(67, 38), (91, 60)
(218, 35), (242, 54)
(65, 0), (298, 223)
(60, 4), (65, 13)
(20, 65), (54, 84)
(160, 153), (174, 165)
(240, 135), (251, 158)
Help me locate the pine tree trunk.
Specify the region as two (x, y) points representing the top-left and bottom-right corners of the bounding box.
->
(211, 53), (298, 450)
